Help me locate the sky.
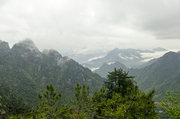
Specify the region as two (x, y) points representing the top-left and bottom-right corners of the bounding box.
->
(0, 0), (180, 54)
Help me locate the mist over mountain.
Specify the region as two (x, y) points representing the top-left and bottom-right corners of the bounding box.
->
(129, 51), (180, 99)
(0, 40), (104, 106)
(95, 61), (127, 78)
(77, 48), (168, 71)
(67, 50), (107, 64)
(76, 47), (179, 100)
(1, 0), (180, 117)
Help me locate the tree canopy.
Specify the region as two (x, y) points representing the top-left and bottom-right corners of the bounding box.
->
(1, 69), (160, 118)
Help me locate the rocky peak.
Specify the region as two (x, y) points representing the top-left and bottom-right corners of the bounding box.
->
(42, 49), (62, 58)
(13, 39), (39, 52)
(11, 39), (41, 58)
(0, 40), (10, 51)
(57, 56), (71, 66)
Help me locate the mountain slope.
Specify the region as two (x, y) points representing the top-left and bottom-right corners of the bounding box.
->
(83, 48), (168, 70)
(130, 51), (180, 99)
(0, 40), (104, 106)
(95, 61), (127, 78)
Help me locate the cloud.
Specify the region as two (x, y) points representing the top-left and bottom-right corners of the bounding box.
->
(132, 0), (180, 39)
(0, 0), (180, 53)
(0, 0), (8, 6)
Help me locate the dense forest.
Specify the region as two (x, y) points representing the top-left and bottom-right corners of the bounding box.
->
(1, 0), (180, 118)
(0, 40), (179, 118)
(0, 69), (179, 119)
(0, 40), (104, 106)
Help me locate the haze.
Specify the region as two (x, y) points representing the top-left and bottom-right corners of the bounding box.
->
(0, 0), (180, 54)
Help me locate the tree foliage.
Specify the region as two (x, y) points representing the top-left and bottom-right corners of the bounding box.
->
(160, 91), (180, 119)
(93, 68), (157, 118)
(33, 84), (61, 119)
(70, 83), (92, 118)
(2, 69), (160, 118)
(105, 68), (135, 98)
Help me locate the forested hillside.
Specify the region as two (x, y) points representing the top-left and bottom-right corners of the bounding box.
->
(1, 69), (160, 118)
(0, 40), (104, 108)
(95, 61), (127, 77)
(130, 51), (180, 100)
(0, 40), (179, 118)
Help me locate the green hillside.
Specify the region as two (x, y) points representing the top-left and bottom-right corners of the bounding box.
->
(130, 51), (180, 100)
(0, 40), (104, 107)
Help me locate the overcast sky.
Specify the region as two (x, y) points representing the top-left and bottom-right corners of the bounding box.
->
(0, 0), (180, 54)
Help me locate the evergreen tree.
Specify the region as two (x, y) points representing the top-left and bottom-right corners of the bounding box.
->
(94, 68), (157, 118)
(34, 84), (61, 119)
(70, 83), (92, 118)
(4, 69), (159, 118)
(160, 91), (180, 119)
(105, 68), (135, 98)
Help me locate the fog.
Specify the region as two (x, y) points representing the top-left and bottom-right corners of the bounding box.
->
(0, 0), (180, 54)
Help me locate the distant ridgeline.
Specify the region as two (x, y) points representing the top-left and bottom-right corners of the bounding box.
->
(129, 51), (180, 100)
(0, 39), (104, 106)
(0, 39), (179, 108)
(83, 47), (168, 71)
(87, 46), (180, 100)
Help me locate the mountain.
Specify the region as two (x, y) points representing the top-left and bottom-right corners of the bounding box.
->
(129, 51), (180, 100)
(0, 40), (11, 64)
(152, 47), (167, 52)
(0, 40), (104, 106)
(67, 50), (107, 64)
(95, 61), (127, 77)
(82, 48), (168, 70)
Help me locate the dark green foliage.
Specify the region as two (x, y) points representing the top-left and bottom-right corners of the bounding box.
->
(6, 74), (158, 118)
(57, 105), (73, 119)
(2, 93), (30, 115)
(0, 96), (3, 117)
(0, 84), (30, 116)
(93, 69), (157, 118)
(22, 69), (157, 118)
(0, 40), (173, 118)
(130, 51), (180, 100)
(95, 62), (127, 77)
(105, 68), (135, 98)
(0, 40), (104, 107)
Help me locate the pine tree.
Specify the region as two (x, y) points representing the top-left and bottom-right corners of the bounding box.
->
(70, 83), (92, 118)
(94, 68), (157, 118)
(160, 91), (180, 119)
(34, 84), (61, 119)
(105, 68), (135, 98)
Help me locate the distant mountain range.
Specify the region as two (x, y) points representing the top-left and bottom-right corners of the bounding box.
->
(77, 48), (168, 71)
(129, 51), (180, 100)
(73, 47), (179, 100)
(0, 39), (179, 104)
(0, 40), (104, 106)
(95, 61), (127, 78)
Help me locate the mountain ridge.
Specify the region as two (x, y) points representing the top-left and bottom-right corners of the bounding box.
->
(129, 51), (180, 99)
(0, 40), (104, 106)
(82, 48), (168, 71)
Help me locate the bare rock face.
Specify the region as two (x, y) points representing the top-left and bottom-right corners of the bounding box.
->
(11, 39), (41, 58)
(57, 56), (71, 66)
(43, 49), (62, 59)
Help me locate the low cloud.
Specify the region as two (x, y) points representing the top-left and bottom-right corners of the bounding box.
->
(0, 0), (180, 53)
